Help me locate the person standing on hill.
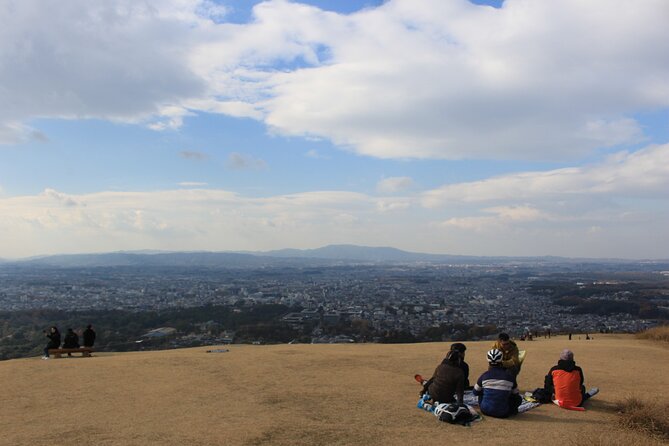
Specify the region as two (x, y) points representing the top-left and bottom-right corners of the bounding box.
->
(544, 349), (599, 408)
(491, 333), (521, 377)
(83, 324), (96, 348)
(473, 349), (522, 418)
(42, 326), (61, 360)
(425, 350), (465, 406)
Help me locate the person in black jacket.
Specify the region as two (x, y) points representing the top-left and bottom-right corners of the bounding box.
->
(420, 343), (472, 397)
(42, 326), (61, 359)
(62, 328), (80, 356)
(83, 324), (96, 348)
(449, 343), (471, 389)
(425, 350), (465, 405)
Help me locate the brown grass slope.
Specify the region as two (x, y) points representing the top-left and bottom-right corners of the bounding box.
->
(1, 335), (668, 446)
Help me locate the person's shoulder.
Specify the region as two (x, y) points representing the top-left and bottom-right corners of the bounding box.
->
(449, 364), (465, 375)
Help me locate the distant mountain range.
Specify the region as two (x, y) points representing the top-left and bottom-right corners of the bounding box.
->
(2, 244), (666, 268)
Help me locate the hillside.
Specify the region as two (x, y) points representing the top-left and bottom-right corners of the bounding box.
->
(1, 335), (667, 445)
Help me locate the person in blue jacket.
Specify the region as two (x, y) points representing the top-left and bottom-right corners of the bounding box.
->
(473, 348), (522, 418)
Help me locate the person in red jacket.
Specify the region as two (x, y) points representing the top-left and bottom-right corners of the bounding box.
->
(544, 349), (598, 408)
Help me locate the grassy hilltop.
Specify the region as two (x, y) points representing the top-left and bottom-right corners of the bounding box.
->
(1, 334), (668, 446)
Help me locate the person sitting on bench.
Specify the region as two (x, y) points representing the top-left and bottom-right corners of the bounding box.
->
(42, 326), (61, 360)
(83, 324), (96, 348)
(62, 328), (80, 356)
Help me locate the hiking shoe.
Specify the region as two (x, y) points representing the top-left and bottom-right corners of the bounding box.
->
(587, 387), (599, 397)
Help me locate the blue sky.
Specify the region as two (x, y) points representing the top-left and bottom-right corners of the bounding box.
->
(0, 0), (668, 259)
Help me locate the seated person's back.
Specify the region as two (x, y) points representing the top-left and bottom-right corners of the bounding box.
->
(474, 349), (521, 418)
(62, 328), (79, 349)
(545, 349), (592, 407)
(427, 350), (465, 404)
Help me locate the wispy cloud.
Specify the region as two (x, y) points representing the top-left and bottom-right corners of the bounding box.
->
(376, 177), (414, 194)
(226, 152), (267, 170)
(422, 143), (669, 207)
(304, 149), (329, 159)
(178, 182), (208, 187)
(0, 163), (667, 258)
(179, 150), (208, 160)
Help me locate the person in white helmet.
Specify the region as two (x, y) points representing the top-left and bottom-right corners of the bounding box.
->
(473, 348), (522, 418)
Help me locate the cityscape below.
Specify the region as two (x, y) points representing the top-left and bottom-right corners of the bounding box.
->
(1, 246), (667, 360)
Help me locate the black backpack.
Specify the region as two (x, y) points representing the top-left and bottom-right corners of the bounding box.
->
(532, 388), (552, 404)
(436, 404), (473, 424)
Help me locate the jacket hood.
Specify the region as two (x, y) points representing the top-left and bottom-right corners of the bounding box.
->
(557, 359), (576, 372)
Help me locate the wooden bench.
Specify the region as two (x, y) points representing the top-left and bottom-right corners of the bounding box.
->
(48, 348), (94, 358)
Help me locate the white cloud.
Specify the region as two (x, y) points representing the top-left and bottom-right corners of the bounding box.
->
(0, 0), (205, 143)
(178, 182), (208, 187)
(0, 188), (384, 257)
(376, 176), (414, 194)
(0, 176), (667, 258)
(2, 0), (668, 160)
(422, 144), (669, 252)
(422, 143), (669, 207)
(376, 199), (411, 213)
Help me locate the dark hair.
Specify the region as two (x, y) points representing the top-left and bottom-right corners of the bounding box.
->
(498, 333), (510, 341)
(87, 324), (92, 329)
(445, 350), (460, 364)
(450, 343), (466, 354)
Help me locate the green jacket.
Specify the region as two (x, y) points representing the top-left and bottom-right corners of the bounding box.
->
(491, 340), (520, 370)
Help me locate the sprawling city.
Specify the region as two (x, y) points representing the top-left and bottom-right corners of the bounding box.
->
(1, 251), (667, 360)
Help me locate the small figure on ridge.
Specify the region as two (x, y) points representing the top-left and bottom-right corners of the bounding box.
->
(42, 326), (61, 360)
(83, 324), (96, 348)
(62, 328), (80, 356)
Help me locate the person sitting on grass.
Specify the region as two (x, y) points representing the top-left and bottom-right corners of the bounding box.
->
(544, 349), (599, 409)
(449, 343), (472, 389)
(473, 349), (522, 418)
(491, 332), (521, 377)
(420, 343), (470, 396)
(423, 350), (465, 406)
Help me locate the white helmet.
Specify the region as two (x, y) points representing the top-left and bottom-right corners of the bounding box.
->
(487, 348), (503, 364)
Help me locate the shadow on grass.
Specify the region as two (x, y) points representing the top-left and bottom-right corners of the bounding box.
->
(513, 411), (597, 425)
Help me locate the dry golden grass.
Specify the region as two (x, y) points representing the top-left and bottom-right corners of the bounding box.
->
(614, 397), (669, 441)
(1, 334), (668, 446)
(637, 325), (669, 343)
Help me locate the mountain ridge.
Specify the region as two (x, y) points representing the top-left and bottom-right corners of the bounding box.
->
(3, 244), (668, 268)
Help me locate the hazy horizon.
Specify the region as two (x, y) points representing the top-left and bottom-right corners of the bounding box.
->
(2, 243), (667, 262)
